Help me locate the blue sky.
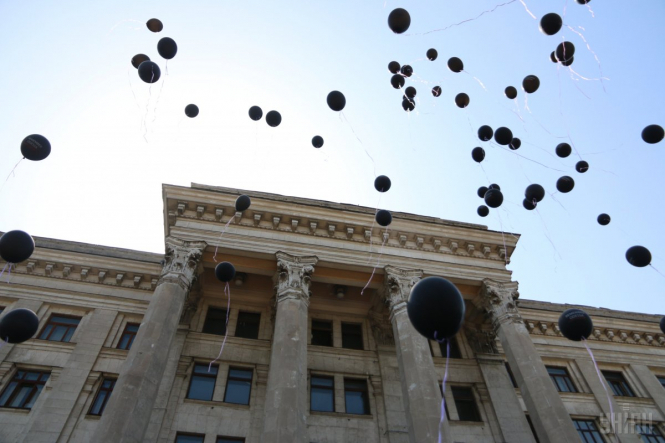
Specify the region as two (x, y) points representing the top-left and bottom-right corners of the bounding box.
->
(1, 1), (664, 314)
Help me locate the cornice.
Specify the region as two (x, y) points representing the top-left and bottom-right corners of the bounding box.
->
(525, 319), (665, 348)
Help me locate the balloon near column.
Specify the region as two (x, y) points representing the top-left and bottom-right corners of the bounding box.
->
(406, 276), (465, 340)
(215, 262), (236, 283)
(558, 308), (593, 341)
(0, 308), (39, 344)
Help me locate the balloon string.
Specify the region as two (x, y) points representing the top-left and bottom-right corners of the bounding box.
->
(0, 158), (24, 193)
(127, 68), (142, 115)
(209, 282), (231, 373)
(0, 263), (8, 282)
(143, 81), (153, 144)
(434, 334), (450, 443)
(412, 0), (518, 36)
(0, 337), (8, 350)
(649, 265), (665, 279)
(151, 73), (168, 130)
(462, 70), (487, 92)
(361, 228), (389, 295)
(366, 194), (383, 265)
(534, 206), (563, 261)
(340, 112), (376, 178)
(494, 210), (510, 266)
(556, 62), (584, 161)
(213, 217), (235, 263)
(564, 25), (606, 91)
(582, 338), (617, 441)
(517, 0), (536, 19)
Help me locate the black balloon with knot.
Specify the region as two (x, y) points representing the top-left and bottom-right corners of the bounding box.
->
(505, 86), (517, 99)
(509, 138), (521, 150)
(21, 134), (51, 161)
(522, 75), (540, 93)
(525, 184), (545, 202)
(400, 65), (413, 77)
(431, 86), (442, 97)
(375, 210), (392, 227)
(146, 18), (163, 33)
(576, 0), (591, 3)
(447, 57), (463, 73)
(560, 56), (574, 67)
(404, 86), (416, 99)
(235, 195), (251, 212)
(477, 186), (488, 198)
(327, 91), (346, 111)
(556, 143), (572, 158)
(138, 61), (161, 83)
(626, 246), (651, 267)
(215, 262), (236, 283)
(131, 54), (150, 69)
(0, 230), (35, 264)
(157, 37), (177, 59)
(0, 308), (39, 344)
(555, 41), (575, 62)
(575, 161), (589, 173)
(540, 13), (562, 36)
(471, 147), (485, 163)
(494, 127), (513, 145)
(388, 61), (400, 74)
(391, 74), (405, 89)
(374, 175), (391, 193)
(407, 276), (465, 340)
(388, 8), (410, 34)
(248, 106), (263, 121)
(477, 205), (489, 217)
(642, 125), (664, 144)
(484, 189), (503, 208)
(489, 184), (500, 190)
(312, 136), (324, 148)
(185, 104), (199, 118)
(478, 125), (493, 141)
(455, 93), (469, 108)
(266, 110), (281, 127)
(556, 176), (575, 193)
(402, 98), (415, 112)
(597, 213), (611, 226)
(426, 48), (438, 61)
(559, 309), (593, 341)
(523, 198), (536, 210)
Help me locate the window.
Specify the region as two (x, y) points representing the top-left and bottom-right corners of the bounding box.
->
(311, 320), (333, 347)
(310, 375), (334, 412)
(38, 315), (81, 342)
(89, 378), (116, 416)
(451, 386), (481, 422)
(658, 376), (665, 390)
(344, 378), (369, 415)
(636, 423), (665, 443)
(526, 415), (540, 443)
(234, 312), (260, 339)
(505, 362), (518, 388)
(117, 323), (139, 350)
(175, 433), (205, 443)
(0, 370), (50, 409)
(438, 338), (462, 359)
(573, 419), (605, 442)
(341, 323), (363, 350)
(224, 367), (253, 405)
(216, 438), (245, 443)
(602, 371), (635, 397)
(547, 367), (577, 393)
(203, 307), (228, 336)
(187, 364), (218, 401)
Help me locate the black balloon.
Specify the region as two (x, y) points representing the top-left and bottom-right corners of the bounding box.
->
(388, 61), (401, 74)
(146, 18), (163, 33)
(376, 209), (392, 227)
(235, 195), (251, 212)
(447, 57), (463, 73)
(248, 106), (263, 121)
(471, 147), (485, 163)
(555, 41), (575, 62)
(561, 56), (574, 67)
(157, 37), (177, 59)
(184, 104), (199, 118)
(494, 127), (513, 145)
(215, 262), (236, 283)
(131, 54), (150, 69)
(525, 184), (545, 203)
(327, 91), (346, 111)
(0, 230), (35, 263)
(575, 161), (589, 173)
(391, 74), (406, 89)
(626, 246), (651, 267)
(660, 317), (665, 335)
(478, 125), (493, 141)
(558, 309), (593, 341)
(556, 143), (572, 158)
(388, 8), (411, 34)
(540, 13), (563, 36)
(522, 75), (540, 93)
(484, 189), (503, 208)
(426, 48), (438, 61)
(477, 205), (489, 217)
(509, 138), (521, 150)
(404, 86), (416, 99)
(477, 186), (488, 198)
(576, 0), (590, 3)
(597, 213), (611, 226)
(400, 65), (413, 77)
(0, 308), (39, 344)
(550, 51), (558, 63)
(523, 198), (536, 210)
(489, 183), (501, 191)
(374, 175), (391, 192)
(455, 93), (470, 108)
(266, 110), (282, 127)
(431, 86), (442, 97)
(642, 125), (664, 144)
(505, 86), (517, 99)
(402, 98), (415, 112)
(138, 60), (161, 83)
(406, 276), (465, 340)
(21, 134), (51, 161)
(556, 176), (575, 193)
(312, 136), (324, 148)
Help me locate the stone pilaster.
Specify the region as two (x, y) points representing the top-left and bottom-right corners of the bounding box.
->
(631, 364), (665, 422)
(92, 237), (206, 443)
(383, 266), (451, 443)
(478, 279), (579, 443)
(247, 364), (269, 443)
(261, 251), (318, 443)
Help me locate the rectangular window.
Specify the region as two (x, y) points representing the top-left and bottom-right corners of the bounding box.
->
(505, 362), (518, 388)
(187, 364), (218, 401)
(0, 370), (50, 409)
(341, 323), (363, 350)
(234, 312), (260, 339)
(216, 438), (245, 443)
(202, 307), (228, 336)
(38, 315), (81, 342)
(117, 323), (139, 350)
(438, 338), (462, 359)
(88, 378), (116, 416)
(310, 375), (334, 412)
(547, 366), (577, 393)
(602, 371), (635, 397)
(573, 419), (605, 442)
(658, 376), (665, 390)
(311, 320), (333, 347)
(636, 423), (665, 443)
(175, 433), (205, 443)
(526, 415), (540, 443)
(224, 367), (253, 405)
(344, 378), (369, 415)
(451, 386), (481, 422)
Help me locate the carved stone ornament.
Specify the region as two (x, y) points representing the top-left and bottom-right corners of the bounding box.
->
(478, 278), (522, 330)
(466, 328), (499, 354)
(369, 310), (395, 346)
(383, 265), (423, 317)
(159, 237), (207, 291)
(180, 282), (203, 326)
(274, 251), (318, 304)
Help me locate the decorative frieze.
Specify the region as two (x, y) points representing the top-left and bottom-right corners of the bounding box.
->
(524, 319), (665, 347)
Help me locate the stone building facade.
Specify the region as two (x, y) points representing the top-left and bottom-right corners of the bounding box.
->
(0, 182), (664, 443)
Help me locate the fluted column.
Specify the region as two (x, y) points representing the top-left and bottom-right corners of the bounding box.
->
(92, 237), (206, 443)
(478, 279), (579, 443)
(261, 252), (318, 443)
(383, 266), (451, 443)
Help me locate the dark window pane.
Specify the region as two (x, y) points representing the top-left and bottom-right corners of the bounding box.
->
(311, 320), (333, 347)
(438, 338), (462, 359)
(235, 312), (260, 339)
(38, 315), (81, 342)
(216, 438), (245, 443)
(9, 386), (32, 408)
(602, 371), (635, 397)
(0, 370), (49, 410)
(657, 376), (665, 389)
(188, 376), (216, 401)
(52, 316), (80, 325)
(225, 380), (251, 404)
(118, 335), (131, 350)
(341, 323), (363, 350)
(90, 391), (108, 415)
(0, 382), (18, 405)
(311, 376), (334, 412)
(23, 385), (43, 409)
(573, 420), (605, 443)
(39, 325), (53, 339)
(344, 378), (369, 415)
(63, 327), (76, 343)
(228, 368), (250, 380)
(203, 308), (228, 336)
(118, 323), (140, 350)
(547, 366), (577, 393)
(451, 386), (481, 422)
(176, 435), (205, 443)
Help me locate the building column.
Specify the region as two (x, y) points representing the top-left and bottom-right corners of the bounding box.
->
(383, 266), (452, 443)
(631, 364), (665, 419)
(260, 251), (318, 443)
(92, 237), (206, 443)
(478, 279), (579, 443)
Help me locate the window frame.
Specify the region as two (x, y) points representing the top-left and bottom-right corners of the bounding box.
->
(38, 314), (82, 343)
(223, 367), (253, 405)
(438, 338), (462, 359)
(657, 376), (665, 390)
(546, 366), (578, 393)
(186, 363), (218, 401)
(602, 371), (636, 397)
(310, 374), (335, 412)
(341, 322), (364, 350)
(117, 323), (140, 350)
(202, 307), (229, 336)
(636, 422), (665, 443)
(175, 432), (206, 443)
(216, 437), (245, 443)
(88, 377), (116, 416)
(234, 311), (261, 340)
(0, 369), (50, 410)
(344, 377), (370, 415)
(451, 386), (482, 422)
(573, 418), (606, 442)
(311, 319), (333, 347)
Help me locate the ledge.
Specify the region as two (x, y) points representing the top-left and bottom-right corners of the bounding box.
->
(309, 410), (374, 420)
(183, 398), (251, 411)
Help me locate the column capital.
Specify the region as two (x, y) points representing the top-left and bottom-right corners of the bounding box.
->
(383, 266), (423, 320)
(274, 251), (318, 304)
(477, 279), (522, 330)
(158, 237), (207, 292)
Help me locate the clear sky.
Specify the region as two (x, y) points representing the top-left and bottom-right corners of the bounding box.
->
(1, 1), (664, 315)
